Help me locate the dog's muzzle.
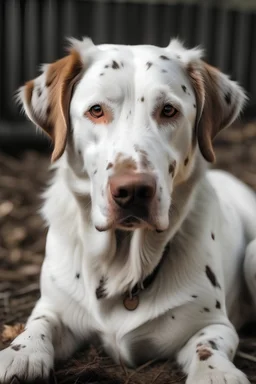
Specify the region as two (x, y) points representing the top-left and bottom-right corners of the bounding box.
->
(108, 172), (156, 229)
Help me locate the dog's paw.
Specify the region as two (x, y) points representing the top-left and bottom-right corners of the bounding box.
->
(186, 366), (250, 384)
(0, 345), (54, 383)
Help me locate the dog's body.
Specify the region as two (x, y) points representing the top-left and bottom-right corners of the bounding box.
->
(1, 39), (256, 384)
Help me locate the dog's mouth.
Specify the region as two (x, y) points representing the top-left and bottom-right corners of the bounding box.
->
(117, 216), (147, 230)
(95, 215), (159, 232)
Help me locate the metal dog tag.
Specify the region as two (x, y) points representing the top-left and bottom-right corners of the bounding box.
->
(123, 295), (139, 311)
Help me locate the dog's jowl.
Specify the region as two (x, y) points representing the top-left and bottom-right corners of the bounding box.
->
(1, 37), (256, 384)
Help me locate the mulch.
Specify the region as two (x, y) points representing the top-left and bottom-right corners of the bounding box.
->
(0, 120), (256, 383)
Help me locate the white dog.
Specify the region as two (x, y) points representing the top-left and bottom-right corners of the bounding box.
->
(1, 37), (256, 384)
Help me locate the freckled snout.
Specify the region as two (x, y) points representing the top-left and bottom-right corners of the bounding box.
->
(109, 173), (156, 208)
(108, 173), (157, 229)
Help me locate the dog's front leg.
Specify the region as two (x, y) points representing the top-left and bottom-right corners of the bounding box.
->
(0, 298), (78, 383)
(177, 324), (250, 384)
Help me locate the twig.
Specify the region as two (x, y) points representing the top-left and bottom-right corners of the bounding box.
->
(124, 358), (157, 384)
(236, 351), (256, 363)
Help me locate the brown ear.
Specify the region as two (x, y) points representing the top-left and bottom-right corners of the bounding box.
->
(20, 49), (83, 162)
(188, 62), (246, 162)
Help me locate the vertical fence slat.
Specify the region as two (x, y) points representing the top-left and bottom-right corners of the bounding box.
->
(24, 0), (39, 80)
(92, 1), (109, 44)
(232, 12), (250, 87)
(215, 8), (230, 72)
(5, 0), (21, 115)
(42, 0), (58, 63)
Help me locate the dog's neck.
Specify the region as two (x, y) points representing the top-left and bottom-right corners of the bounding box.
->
(44, 150), (206, 299)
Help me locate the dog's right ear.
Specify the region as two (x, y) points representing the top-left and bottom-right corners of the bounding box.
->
(18, 48), (83, 162)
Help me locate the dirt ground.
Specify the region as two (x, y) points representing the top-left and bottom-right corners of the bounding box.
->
(0, 120), (256, 383)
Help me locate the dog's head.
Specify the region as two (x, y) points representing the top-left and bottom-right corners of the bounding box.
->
(18, 38), (246, 233)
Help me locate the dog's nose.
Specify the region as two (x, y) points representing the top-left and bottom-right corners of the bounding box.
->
(109, 173), (156, 208)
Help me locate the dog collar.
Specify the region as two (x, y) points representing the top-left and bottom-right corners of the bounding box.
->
(123, 243), (170, 311)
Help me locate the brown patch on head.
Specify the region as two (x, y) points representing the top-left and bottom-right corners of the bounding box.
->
(197, 346), (213, 361)
(133, 145), (152, 170)
(114, 153), (137, 172)
(187, 62), (244, 163)
(23, 49), (83, 162)
(106, 162), (113, 170)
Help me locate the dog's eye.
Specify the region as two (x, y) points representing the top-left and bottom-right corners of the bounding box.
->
(161, 104), (177, 118)
(89, 105), (104, 118)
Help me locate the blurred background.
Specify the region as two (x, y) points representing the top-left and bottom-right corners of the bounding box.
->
(1, 0), (256, 145)
(0, 1), (256, 383)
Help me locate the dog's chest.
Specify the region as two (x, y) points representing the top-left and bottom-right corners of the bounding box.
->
(98, 302), (200, 366)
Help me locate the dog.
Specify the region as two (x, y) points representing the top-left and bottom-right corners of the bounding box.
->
(0, 37), (256, 384)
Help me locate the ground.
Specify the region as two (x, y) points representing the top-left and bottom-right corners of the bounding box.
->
(0, 120), (256, 383)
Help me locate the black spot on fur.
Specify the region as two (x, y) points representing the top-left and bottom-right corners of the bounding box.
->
(93, 169), (97, 175)
(37, 88), (42, 98)
(199, 332), (205, 336)
(112, 60), (120, 69)
(78, 150), (81, 155)
(193, 104), (196, 108)
(209, 365), (214, 369)
(160, 55), (170, 60)
(205, 265), (221, 288)
(171, 315), (175, 319)
(169, 162), (176, 176)
(11, 344), (21, 351)
(161, 69), (167, 73)
(46, 106), (51, 115)
(105, 65), (109, 68)
(204, 307), (210, 312)
(41, 334), (45, 341)
(224, 92), (231, 105)
(96, 277), (107, 299)
(216, 300), (221, 309)
(141, 97), (144, 102)
(76, 273), (80, 279)
(192, 295), (198, 298)
(209, 340), (218, 350)
(33, 315), (46, 321)
(211, 232), (215, 240)
(181, 85), (187, 93)
(22, 345), (26, 348)
(184, 157), (189, 166)
(100, 73), (104, 76)
(176, 55), (181, 59)
(146, 62), (153, 70)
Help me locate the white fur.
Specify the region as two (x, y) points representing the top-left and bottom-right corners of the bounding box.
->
(0, 39), (255, 384)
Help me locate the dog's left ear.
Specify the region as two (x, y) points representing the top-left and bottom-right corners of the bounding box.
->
(18, 49), (83, 162)
(187, 61), (247, 162)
